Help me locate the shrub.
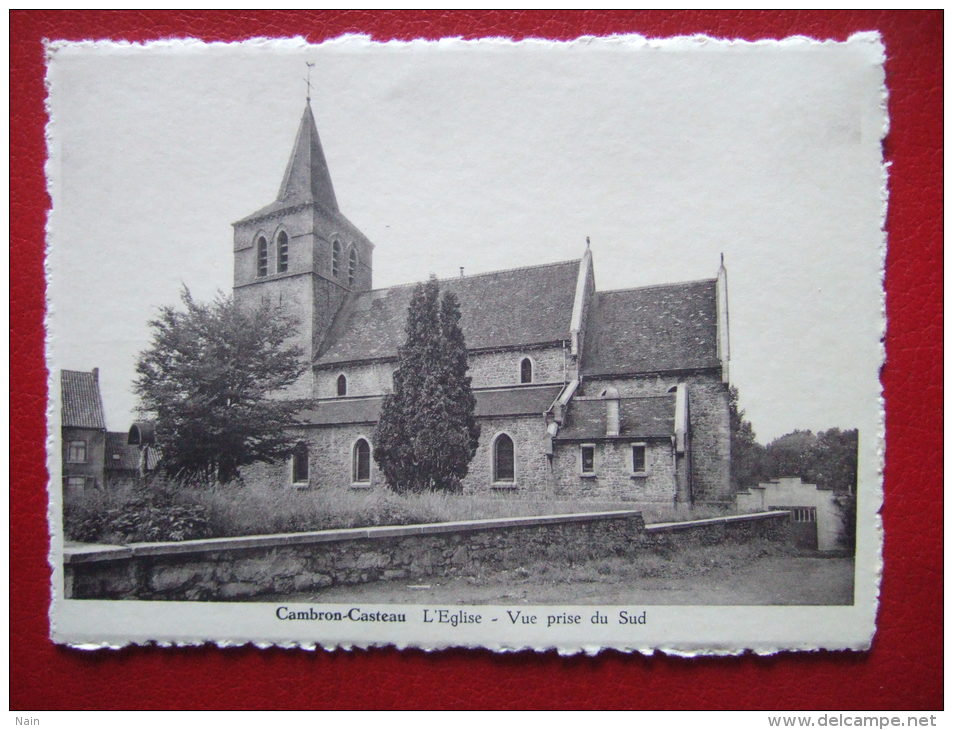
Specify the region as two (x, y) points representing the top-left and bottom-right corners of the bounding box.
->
(65, 488), (212, 544)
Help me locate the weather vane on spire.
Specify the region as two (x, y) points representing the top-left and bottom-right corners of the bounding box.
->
(305, 61), (315, 103)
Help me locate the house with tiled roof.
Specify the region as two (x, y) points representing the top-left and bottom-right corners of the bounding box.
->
(236, 103), (732, 504)
(60, 369), (147, 503)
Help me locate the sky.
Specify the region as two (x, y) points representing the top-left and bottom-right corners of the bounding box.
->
(46, 34), (886, 444)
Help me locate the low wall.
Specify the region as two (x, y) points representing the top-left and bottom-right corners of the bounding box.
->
(63, 510), (790, 601)
(642, 511), (792, 548)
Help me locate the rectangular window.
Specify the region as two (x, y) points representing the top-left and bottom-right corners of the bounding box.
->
(631, 444), (646, 474)
(64, 476), (88, 495)
(67, 440), (87, 464)
(580, 444), (596, 476)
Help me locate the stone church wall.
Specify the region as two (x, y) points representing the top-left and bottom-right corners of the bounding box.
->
(467, 347), (568, 388)
(314, 362), (395, 399)
(237, 273), (317, 400)
(242, 416), (556, 494)
(240, 424), (382, 491)
(550, 439), (676, 502)
(581, 371), (731, 503)
(313, 346), (569, 399)
(461, 415), (553, 495)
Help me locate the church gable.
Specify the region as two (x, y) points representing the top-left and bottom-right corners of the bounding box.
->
(315, 259), (581, 366)
(581, 279), (721, 377)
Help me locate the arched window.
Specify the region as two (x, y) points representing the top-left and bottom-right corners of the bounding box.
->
(332, 239), (341, 278)
(348, 247), (358, 286)
(493, 433), (515, 483)
(291, 442), (309, 484)
(276, 230), (289, 273)
(520, 357), (533, 384)
(353, 438), (371, 483)
(256, 236), (268, 277)
(336, 373), (347, 396)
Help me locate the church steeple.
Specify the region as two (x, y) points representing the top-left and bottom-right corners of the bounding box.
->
(232, 96), (375, 400)
(276, 103), (339, 213)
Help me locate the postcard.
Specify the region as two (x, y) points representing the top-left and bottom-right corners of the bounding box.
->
(47, 33), (885, 653)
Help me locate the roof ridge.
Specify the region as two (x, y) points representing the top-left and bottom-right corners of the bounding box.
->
(599, 277), (717, 296)
(362, 258), (581, 295)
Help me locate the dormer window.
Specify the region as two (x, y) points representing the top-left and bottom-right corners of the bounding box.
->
(332, 239), (341, 278)
(520, 357), (533, 384)
(256, 236), (268, 277)
(348, 247), (358, 287)
(336, 373), (347, 397)
(276, 230), (288, 273)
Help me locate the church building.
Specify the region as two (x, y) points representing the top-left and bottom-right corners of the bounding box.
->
(236, 102), (733, 505)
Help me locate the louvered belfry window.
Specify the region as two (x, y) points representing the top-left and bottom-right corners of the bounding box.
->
(256, 236), (268, 277)
(276, 231), (289, 273)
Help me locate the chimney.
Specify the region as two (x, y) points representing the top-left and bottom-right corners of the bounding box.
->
(92, 367), (99, 382)
(602, 386), (620, 437)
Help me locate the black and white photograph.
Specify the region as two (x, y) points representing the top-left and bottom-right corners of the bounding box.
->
(47, 34), (884, 652)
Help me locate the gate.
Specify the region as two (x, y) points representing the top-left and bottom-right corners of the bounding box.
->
(771, 505), (817, 550)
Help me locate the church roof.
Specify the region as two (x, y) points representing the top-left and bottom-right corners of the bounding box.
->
(315, 260), (581, 366)
(61, 370), (106, 430)
(105, 432), (140, 472)
(295, 384), (563, 426)
(555, 395), (675, 441)
(235, 103), (339, 224)
(581, 279), (720, 376)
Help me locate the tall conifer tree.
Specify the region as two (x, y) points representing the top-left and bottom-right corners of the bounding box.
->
(374, 277), (480, 492)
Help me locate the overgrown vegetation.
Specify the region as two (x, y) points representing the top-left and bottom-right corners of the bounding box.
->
(64, 482), (724, 545)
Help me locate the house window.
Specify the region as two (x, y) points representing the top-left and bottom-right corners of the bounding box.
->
(64, 476), (88, 495)
(256, 236), (268, 277)
(631, 443), (647, 474)
(353, 438), (371, 484)
(67, 440), (87, 464)
(291, 442), (309, 484)
(276, 230), (289, 273)
(493, 433), (515, 483)
(336, 373), (347, 396)
(348, 247), (358, 286)
(580, 444), (596, 476)
(332, 239), (341, 278)
(520, 357), (533, 384)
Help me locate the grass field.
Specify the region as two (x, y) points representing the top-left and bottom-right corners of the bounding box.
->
(66, 481), (735, 544)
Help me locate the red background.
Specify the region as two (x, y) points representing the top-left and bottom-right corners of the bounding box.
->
(10, 11), (942, 710)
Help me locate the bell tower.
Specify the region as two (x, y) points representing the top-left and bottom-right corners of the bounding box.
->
(233, 101), (374, 399)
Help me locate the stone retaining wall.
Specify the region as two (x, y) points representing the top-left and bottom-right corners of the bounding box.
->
(63, 510), (790, 601)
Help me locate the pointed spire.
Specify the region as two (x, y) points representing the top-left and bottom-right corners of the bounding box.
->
(276, 102), (339, 213)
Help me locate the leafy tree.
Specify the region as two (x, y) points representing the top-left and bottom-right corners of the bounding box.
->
(728, 385), (766, 489)
(804, 428), (858, 494)
(134, 288), (305, 486)
(374, 277), (480, 492)
(764, 429), (817, 479)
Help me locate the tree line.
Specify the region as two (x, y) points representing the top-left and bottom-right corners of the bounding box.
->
(729, 386), (858, 494)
